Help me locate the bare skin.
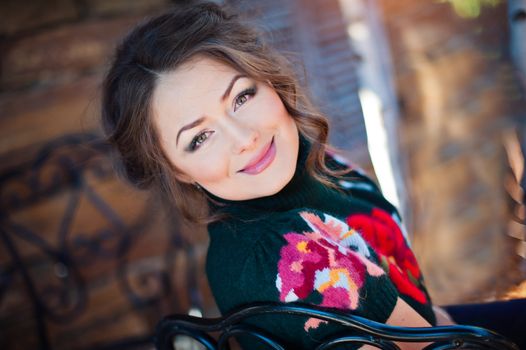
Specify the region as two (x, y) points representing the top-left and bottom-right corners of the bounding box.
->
(359, 298), (455, 350)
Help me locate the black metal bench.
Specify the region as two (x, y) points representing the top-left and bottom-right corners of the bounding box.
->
(154, 302), (519, 350)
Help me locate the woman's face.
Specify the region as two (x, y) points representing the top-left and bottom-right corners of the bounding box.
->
(152, 56), (300, 201)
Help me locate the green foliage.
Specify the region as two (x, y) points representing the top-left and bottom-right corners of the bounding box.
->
(438, 0), (501, 18)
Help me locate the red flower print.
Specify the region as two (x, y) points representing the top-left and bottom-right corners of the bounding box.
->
(346, 208), (428, 304)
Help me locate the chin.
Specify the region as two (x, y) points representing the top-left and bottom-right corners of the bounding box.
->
(265, 168), (296, 196)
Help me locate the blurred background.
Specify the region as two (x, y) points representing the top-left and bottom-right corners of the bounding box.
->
(1, 0), (525, 349)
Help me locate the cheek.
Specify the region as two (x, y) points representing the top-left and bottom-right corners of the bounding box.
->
(256, 93), (290, 126)
(179, 152), (230, 184)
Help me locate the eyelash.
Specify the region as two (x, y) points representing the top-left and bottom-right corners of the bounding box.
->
(188, 130), (214, 152)
(234, 86), (257, 111)
(187, 85), (257, 152)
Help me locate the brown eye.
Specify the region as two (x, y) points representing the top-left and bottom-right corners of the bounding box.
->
(196, 133), (206, 143)
(233, 86), (256, 111)
(188, 131), (214, 152)
(236, 95), (248, 106)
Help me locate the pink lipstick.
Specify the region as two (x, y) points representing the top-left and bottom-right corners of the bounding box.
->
(240, 137), (276, 175)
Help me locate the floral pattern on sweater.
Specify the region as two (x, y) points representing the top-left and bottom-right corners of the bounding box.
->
(346, 208), (428, 304)
(275, 211), (385, 331)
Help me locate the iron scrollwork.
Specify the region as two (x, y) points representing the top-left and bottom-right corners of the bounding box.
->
(0, 133), (199, 350)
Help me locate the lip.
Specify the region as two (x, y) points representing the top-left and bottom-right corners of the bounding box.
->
(239, 137), (276, 175)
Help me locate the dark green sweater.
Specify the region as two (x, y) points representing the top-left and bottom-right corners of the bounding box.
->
(205, 138), (436, 349)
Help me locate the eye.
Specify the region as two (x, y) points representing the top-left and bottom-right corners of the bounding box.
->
(233, 86), (257, 111)
(188, 130), (214, 152)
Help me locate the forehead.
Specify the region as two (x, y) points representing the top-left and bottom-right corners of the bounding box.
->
(151, 57), (249, 148)
(152, 57), (241, 121)
(156, 57), (239, 99)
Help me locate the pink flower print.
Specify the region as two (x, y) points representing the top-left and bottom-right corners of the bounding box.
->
(300, 211), (370, 258)
(300, 212), (384, 276)
(275, 212), (386, 331)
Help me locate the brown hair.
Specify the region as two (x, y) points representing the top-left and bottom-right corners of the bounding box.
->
(101, 1), (345, 225)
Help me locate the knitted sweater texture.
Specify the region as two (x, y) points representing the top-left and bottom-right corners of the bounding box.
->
(205, 138), (436, 349)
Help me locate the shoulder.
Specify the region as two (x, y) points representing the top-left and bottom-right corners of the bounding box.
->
(205, 209), (314, 312)
(325, 149), (381, 193)
(207, 207), (364, 250)
(206, 210), (312, 274)
(206, 208), (319, 268)
(324, 150), (402, 221)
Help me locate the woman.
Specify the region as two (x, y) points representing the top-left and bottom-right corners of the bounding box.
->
(101, 2), (458, 349)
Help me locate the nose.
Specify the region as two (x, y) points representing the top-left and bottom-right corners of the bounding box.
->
(222, 117), (259, 154)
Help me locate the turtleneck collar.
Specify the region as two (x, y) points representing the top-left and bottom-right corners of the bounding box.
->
(204, 135), (334, 216)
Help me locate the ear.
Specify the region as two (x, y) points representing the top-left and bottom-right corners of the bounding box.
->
(174, 172), (194, 184)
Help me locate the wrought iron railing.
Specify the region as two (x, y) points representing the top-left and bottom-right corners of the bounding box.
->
(155, 302), (519, 350)
(0, 133), (202, 350)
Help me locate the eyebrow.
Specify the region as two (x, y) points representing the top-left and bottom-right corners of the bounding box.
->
(176, 74), (247, 146)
